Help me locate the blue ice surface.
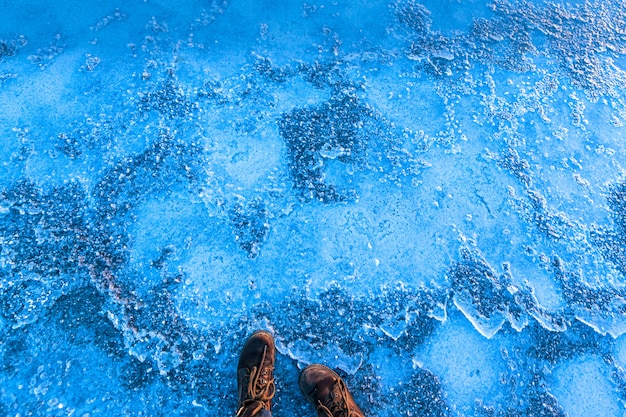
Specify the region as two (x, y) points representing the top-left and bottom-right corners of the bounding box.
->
(1, 0), (626, 415)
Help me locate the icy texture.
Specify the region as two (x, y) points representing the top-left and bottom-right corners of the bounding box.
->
(1, 0), (626, 416)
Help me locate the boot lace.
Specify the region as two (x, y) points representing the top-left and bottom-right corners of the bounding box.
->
(315, 378), (361, 417)
(236, 345), (275, 417)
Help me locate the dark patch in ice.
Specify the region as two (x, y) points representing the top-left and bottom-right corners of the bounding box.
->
(255, 285), (443, 370)
(398, 368), (451, 417)
(451, 248), (566, 337)
(275, 56), (364, 92)
(592, 227), (626, 275)
(298, 61), (346, 89)
(0, 279), (50, 329)
(0, 36), (26, 63)
(120, 356), (156, 390)
(0, 330), (28, 378)
(0, 179), (91, 277)
(528, 320), (606, 364)
(0, 180), (96, 330)
(131, 280), (192, 352)
(229, 197), (269, 258)
(278, 93), (368, 202)
(55, 132), (83, 159)
(342, 363), (382, 412)
(150, 246), (176, 269)
(197, 79), (226, 102)
(54, 115), (125, 157)
(496, 147), (532, 186)
(592, 179), (626, 273)
(524, 374), (567, 417)
(510, 189), (578, 240)
(551, 256), (626, 337)
(94, 131), (203, 220)
(50, 286), (126, 357)
(150, 246), (176, 270)
(0, 40), (17, 59)
(138, 69), (197, 119)
(253, 55), (294, 83)
(258, 286), (370, 358)
(451, 248), (513, 320)
(553, 256), (625, 312)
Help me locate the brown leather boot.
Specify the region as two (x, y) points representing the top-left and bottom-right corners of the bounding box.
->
(299, 364), (365, 417)
(236, 331), (276, 417)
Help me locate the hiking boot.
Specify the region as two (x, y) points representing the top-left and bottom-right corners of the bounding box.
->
(299, 364), (365, 417)
(236, 331), (276, 417)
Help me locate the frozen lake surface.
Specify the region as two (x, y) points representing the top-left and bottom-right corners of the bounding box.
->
(2, 0), (626, 415)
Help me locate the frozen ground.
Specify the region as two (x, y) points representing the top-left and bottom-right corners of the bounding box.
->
(1, 0), (626, 415)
